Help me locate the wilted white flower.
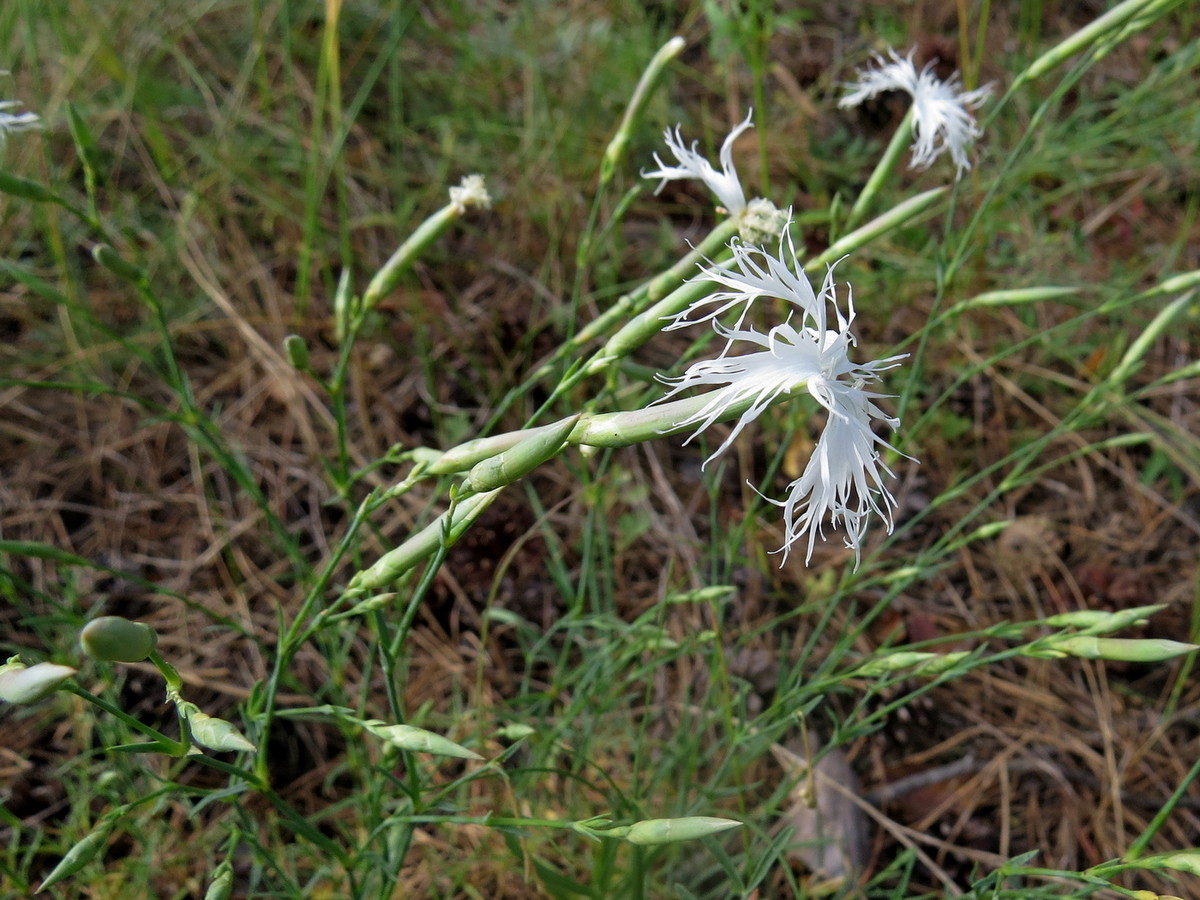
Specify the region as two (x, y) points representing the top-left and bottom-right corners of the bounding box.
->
(839, 49), (990, 177)
(0, 71), (39, 148)
(0, 657), (76, 704)
(658, 237), (907, 565)
(449, 173), (491, 213)
(643, 111), (753, 216)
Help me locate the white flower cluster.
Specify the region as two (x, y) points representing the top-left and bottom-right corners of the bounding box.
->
(658, 232), (908, 566)
(839, 49), (991, 177)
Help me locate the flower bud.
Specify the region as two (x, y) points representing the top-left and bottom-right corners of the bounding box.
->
(362, 720), (482, 760)
(283, 334), (309, 370)
(37, 819), (116, 892)
(1137, 848), (1200, 877)
(856, 650), (970, 677)
(0, 658), (76, 703)
(80, 616), (158, 663)
(203, 862), (234, 900)
(181, 702), (257, 753)
(466, 415), (579, 492)
(624, 816), (742, 845)
(1043, 604), (1165, 634)
(1048, 636), (1199, 663)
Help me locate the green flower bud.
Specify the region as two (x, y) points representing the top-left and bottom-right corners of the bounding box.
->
(856, 650), (970, 677)
(80, 616), (158, 662)
(37, 819), (116, 892)
(360, 720), (482, 760)
(283, 334), (309, 370)
(1136, 848), (1200, 877)
(466, 415), (579, 493)
(1048, 636), (1199, 663)
(0, 658), (76, 703)
(92, 244), (145, 284)
(181, 702), (257, 753)
(496, 723), (536, 741)
(203, 862), (234, 900)
(1043, 604), (1165, 634)
(624, 816), (742, 845)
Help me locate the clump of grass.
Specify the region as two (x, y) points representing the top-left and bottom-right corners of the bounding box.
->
(3, 1), (1199, 898)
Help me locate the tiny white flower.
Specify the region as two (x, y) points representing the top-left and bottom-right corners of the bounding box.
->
(658, 242), (908, 566)
(839, 49), (990, 177)
(643, 111), (753, 216)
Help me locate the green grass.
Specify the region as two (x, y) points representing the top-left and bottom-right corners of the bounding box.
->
(3, 0), (1200, 898)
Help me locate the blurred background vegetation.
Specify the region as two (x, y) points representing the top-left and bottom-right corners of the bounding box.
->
(2, 0), (1199, 897)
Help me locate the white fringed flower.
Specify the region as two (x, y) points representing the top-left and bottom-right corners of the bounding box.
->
(658, 240), (907, 566)
(0, 71), (39, 148)
(666, 227), (813, 332)
(643, 111), (753, 216)
(839, 49), (990, 177)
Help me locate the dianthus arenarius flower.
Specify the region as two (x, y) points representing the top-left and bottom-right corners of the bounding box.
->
(658, 233), (908, 566)
(643, 111), (754, 216)
(0, 71), (39, 149)
(839, 48), (990, 178)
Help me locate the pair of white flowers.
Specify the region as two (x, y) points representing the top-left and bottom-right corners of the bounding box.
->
(642, 50), (987, 564)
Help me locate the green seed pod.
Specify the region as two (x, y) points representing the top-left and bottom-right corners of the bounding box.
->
(0, 658), (77, 704)
(37, 819), (116, 892)
(624, 816), (742, 846)
(80, 616), (158, 663)
(361, 720), (482, 760)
